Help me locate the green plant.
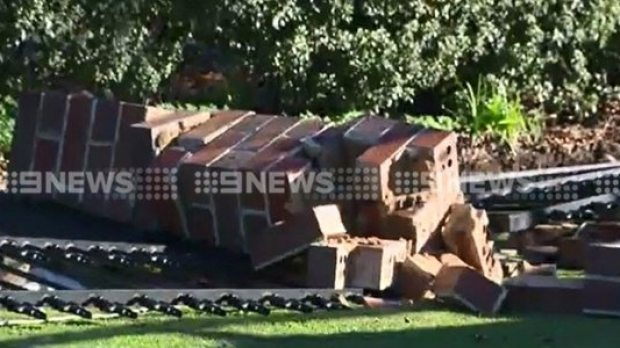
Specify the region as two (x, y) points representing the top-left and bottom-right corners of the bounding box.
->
(451, 77), (542, 151)
(0, 96), (16, 155)
(405, 115), (462, 132)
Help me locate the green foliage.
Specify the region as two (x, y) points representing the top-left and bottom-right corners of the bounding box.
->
(407, 78), (544, 151)
(406, 115), (462, 132)
(2, 0), (620, 119)
(451, 77), (543, 150)
(0, 96), (16, 154)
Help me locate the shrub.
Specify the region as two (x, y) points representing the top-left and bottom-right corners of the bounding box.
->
(0, 96), (16, 154)
(2, 0), (620, 120)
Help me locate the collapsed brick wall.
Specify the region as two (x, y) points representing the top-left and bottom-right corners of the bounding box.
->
(9, 91), (469, 292)
(8, 91), (211, 223)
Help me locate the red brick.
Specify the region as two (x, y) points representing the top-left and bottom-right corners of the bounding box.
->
(523, 245), (559, 264)
(557, 237), (585, 269)
(184, 114), (274, 166)
(348, 240), (408, 290)
(32, 138), (60, 173)
(399, 129), (459, 195)
(119, 102), (148, 125)
(234, 116), (298, 152)
(583, 278), (620, 316)
(585, 242), (620, 277)
(91, 99), (120, 143)
(344, 115), (397, 162)
(239, 172), (268, 211)
(503, 275), (583, 315)
(265, 155), (312, 223)
(210, 151), (255, 170)
(86, 145), (113, 171)
(175, 163), (211, 206)
(113, 102), (148, 170)
(209, 151), (257, 251)
(345, 115), (396, 144)
(240, 213), (270, 252)
(241, 138), (298, 172)
(177, 110), (253, 150)
(135, 146), (190, 235)
(127, 108), (213, 168)
(405, 128), (456, 163)
(213, 192), (243, 250)
(81, 146), (113, 217)
(300, 125), (348, 169)
(397, 254), (442, 300)
(356, 201), (386, 237)
(59, 96), (94, 172)
(577, 222), (620, 243)
(105, 189), (135, 223)
(56, 95), (95, 205)
(306, 241), (355, 289)
(143, 109), (211, 129)
(185, 206), (217, 244)
(433, 265), (507, 315)
(355, 124), (421, 201)
(29, 138), (59, 200)
(37, 91), (68, 138)
(285, 118), (324, 139)
(247, 204), (347, 270)
(8, 92), (43, 173)
(380, 196), (449, 253)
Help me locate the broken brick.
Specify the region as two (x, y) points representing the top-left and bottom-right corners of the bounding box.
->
(525, 224), (577, 247)
(246, 204), (347, 270)
(306, 240), (355, 289)
(348, 239), (408, 291)
(504, 275), (583, 315)
(585, 242), (620, 277)
(433, 264), (507, 315)
(441, 203), (490, 273)
(557, 237), (585, 269)
(577, 221), (620, 242)
(523, 245), (559, 265)
(354, 124), (421, 202)
(133, 146), (191, 237)
(397, 253), (442, 301)
(381, 194), (451, 253)
(343, 115), (397, 163)
(583, 277), (620, 317)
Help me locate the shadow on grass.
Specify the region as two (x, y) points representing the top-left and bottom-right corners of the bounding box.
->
(1, 303), (620, 348)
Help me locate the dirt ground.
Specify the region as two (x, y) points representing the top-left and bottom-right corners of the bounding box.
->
(1, 109), (619, 183)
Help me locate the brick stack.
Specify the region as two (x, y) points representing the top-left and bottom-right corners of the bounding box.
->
(306, 236), (410, 290)
(175, 112), (324, 252)
(350, 117), (462, 251)
(9, 91), (498, 304)
(8, 91), (210, 224)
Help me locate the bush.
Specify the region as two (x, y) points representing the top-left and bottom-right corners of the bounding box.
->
(2, 0), (620, 120)
(0, 96), (16, 154)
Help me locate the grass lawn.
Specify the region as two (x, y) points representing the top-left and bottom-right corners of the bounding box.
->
(0, 306), (619, 348)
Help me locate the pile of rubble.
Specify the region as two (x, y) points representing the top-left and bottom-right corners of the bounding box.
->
(5, 90), (620, 318)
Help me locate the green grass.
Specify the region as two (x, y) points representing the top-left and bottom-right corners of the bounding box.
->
(1, 306), (619, 348)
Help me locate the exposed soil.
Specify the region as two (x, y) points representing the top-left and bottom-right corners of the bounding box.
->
(458, 101), (620, 173)
(0, 103), (619, 180)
